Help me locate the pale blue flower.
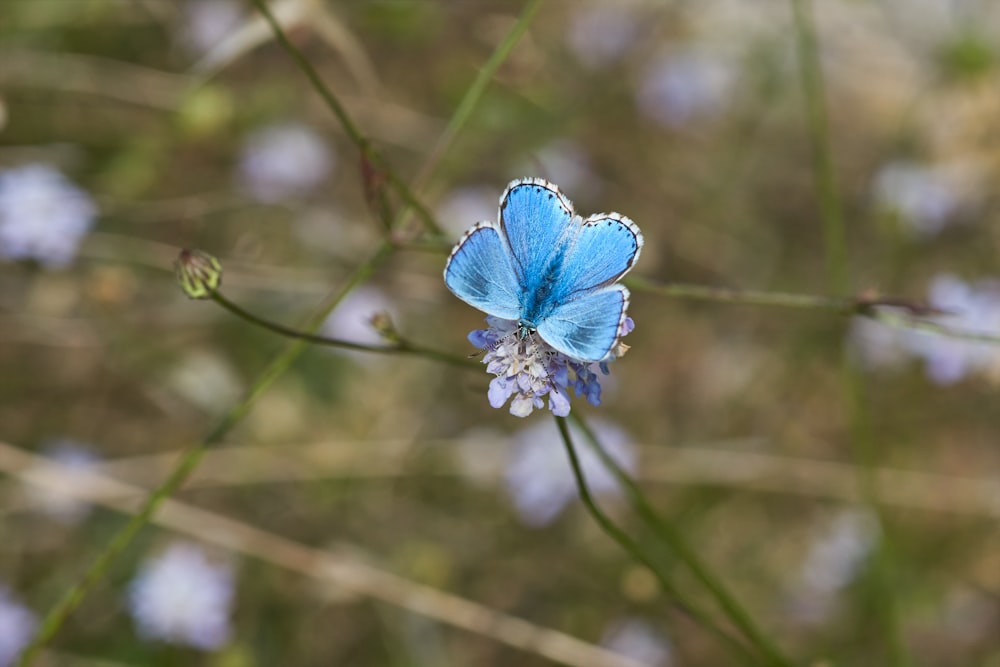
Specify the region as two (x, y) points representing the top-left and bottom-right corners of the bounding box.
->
(0, 586), (36, 667)
(128, 542), (235, 650)
(436, 186), (497, 236)
(873, 161), (962, 238)
(468, 316), (632, 418)
(504, 418), (637, 527)
(566, 4), (640, 69)
(0, 164), (97, 268)
(601, 617), (673, 667)
(238, 123), (335, 202)
(913, 273), (1000, 384)
(637, 50), (735, 128)
(799, 510), (879, 594)
(181, 0), (243, 55)
(28, 440), (98, 525)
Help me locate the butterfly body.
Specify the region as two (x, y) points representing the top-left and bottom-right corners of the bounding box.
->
(445, 178), (643, 363)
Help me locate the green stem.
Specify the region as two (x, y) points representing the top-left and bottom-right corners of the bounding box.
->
(791, 0), (909, 663)
(250, 0), (441, 236)
(569, 416), (793, 667)
(553, 417), (761, 666)
(16, 243), (394, 667)
(628, 276), (852, 312)
(791, 0), (848, 294)
(211, 291), (479, 369)
(412, 0), (544, 191)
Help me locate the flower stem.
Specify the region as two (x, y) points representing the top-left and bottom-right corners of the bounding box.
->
(554, 417), (766, 666)
(15, 242), (394, 667)
(791, 0), (909, 663)
(568, 415), (793, 667)
(210, 290), (479, 369)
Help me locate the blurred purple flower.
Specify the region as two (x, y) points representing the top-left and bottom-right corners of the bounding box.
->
(27, 440), (99, 525)
(787, 510), (879, 625)
(799, 510), (879, 595)
(601, 617), (673, 667)
(566, 4), (640, 69)
(529, 139), (597, 196)
(913, 273), (1000, 384)
(848, 315), (920, 371)
(238, 123), (335, 202)
(468, 316), (632, 418)
(322, 285), (395, 348)
(505, 418), (637, 527)
(436, 186), (497, 237)
(873, 161), (962, 238)
(0, 164), (97, 268)
(128, 542), (235, 650)
(636, 50), (735, 128)
(181, 0), (243, 55)
(0, 587), (36, 667)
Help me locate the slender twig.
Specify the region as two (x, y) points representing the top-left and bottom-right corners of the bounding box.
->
(249, 0), (442, 236)
(210, 291), (479, 369)
(553, 417), (763, 666)
(628, 276), (852, 312)
(568, 416), (793, 667)
(791, 0), (909, 664)
(16, 243), (394, 667)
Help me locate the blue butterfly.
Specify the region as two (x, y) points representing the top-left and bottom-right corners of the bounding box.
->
(444, 178), (643, 362)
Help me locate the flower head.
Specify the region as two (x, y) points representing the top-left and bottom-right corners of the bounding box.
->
(469, 316), (633, 418)
(0, 586), (36, 667)
(0, 164), (97, 268)
(128, 542), (235, 650)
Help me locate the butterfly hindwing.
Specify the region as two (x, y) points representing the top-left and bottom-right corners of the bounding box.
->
(444, 222), (521, 320)
(536, 285), (629, 362)
(498, 178), (575, 291)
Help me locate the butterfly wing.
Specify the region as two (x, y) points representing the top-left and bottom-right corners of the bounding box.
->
(536, 285), (629, 362)
(443, 222), (522, 320)
(553, 213), (643, 302)
(498, 178), (576, 291)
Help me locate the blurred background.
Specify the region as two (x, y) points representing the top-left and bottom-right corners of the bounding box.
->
(2, 0), (1000, 665)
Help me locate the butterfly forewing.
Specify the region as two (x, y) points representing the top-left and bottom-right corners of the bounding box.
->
(551, 213), (643, 304)
(444, 222), (522, 320)
(498, 179), (575, 291)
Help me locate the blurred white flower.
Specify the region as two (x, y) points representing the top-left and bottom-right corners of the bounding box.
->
(238, 123), (335, 202)
(25, 440), (98, 525)
(636, 49), (735, 128)
(799, 510), (879, 595)
(504, 418), (636, 527)
(128, 542), (235, 650)
(787, 510), (879, 625)
(181, 0), (244, 55)
(601, 617), (673, 667)
(566, 4), (640, 69)
(912, 273), (1000, 384)
(0, 163), (97, 268)
(436, 186), (497, 237)
(848, 315), (919, 371)
(322, 285), (395, 347)
(0, 586), (36, 667)
(167, 351), (242, 414)
(529, 139), (597, 196)
(873, 161), (962, 238)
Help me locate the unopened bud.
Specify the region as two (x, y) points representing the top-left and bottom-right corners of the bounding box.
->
(175, 249), (223, 299)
